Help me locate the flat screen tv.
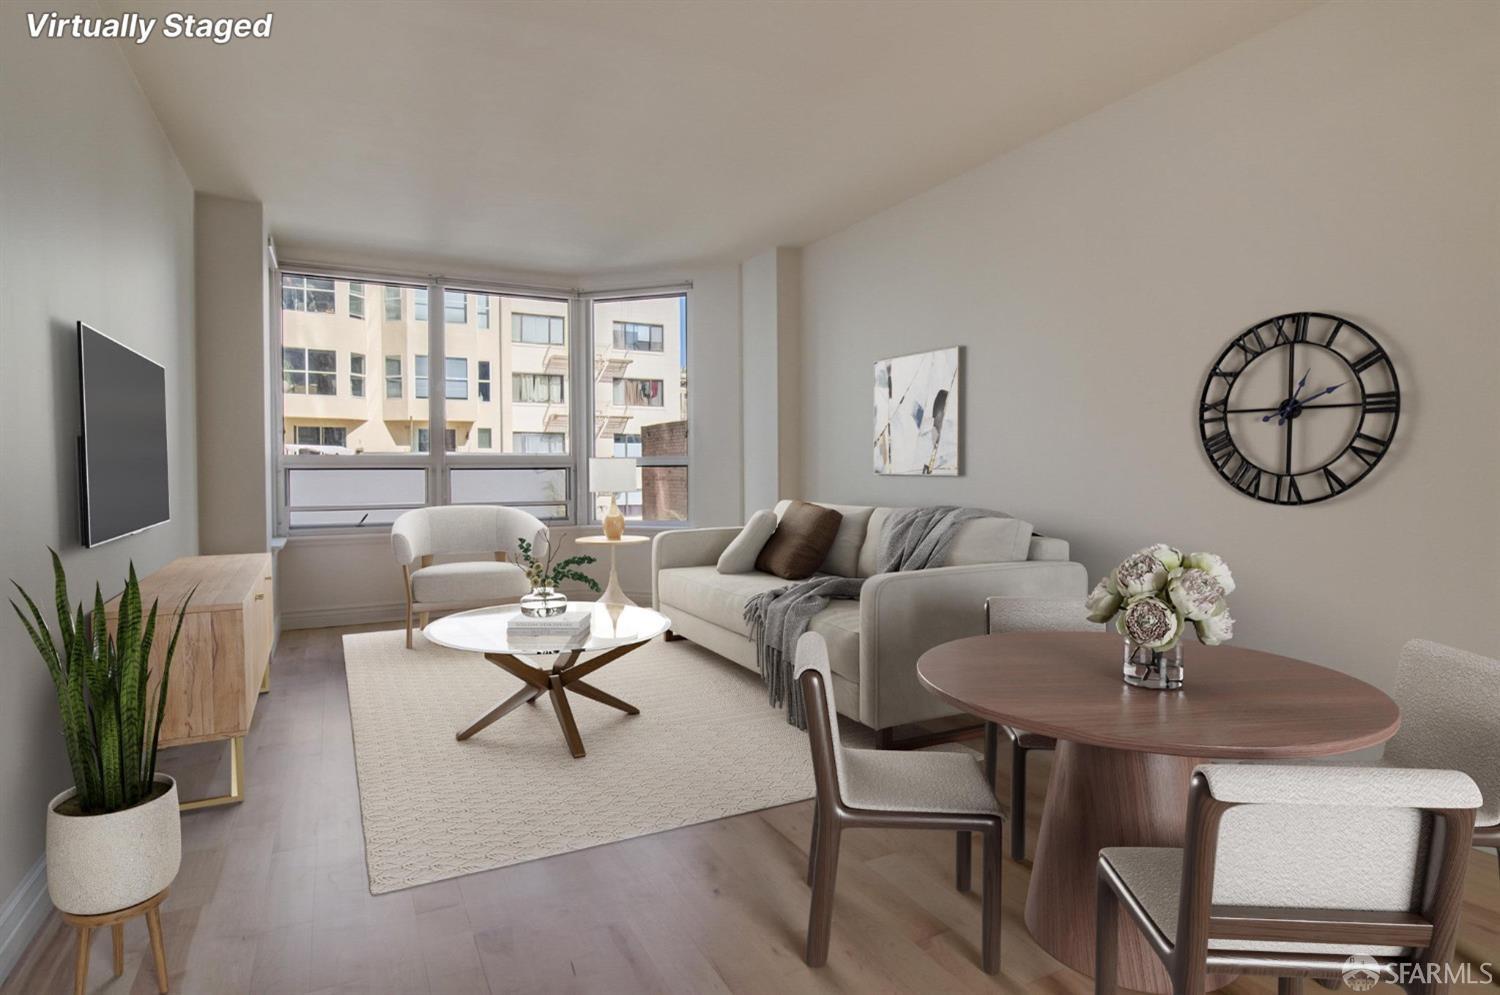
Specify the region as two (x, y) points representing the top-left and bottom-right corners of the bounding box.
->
(78, 322), (170, 546)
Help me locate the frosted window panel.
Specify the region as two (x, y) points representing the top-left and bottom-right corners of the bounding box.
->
(287, 468), (426, 508)
(449, 468), (568, 505)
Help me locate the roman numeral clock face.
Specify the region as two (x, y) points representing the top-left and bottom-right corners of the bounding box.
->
(1199, 312), (1400, 505)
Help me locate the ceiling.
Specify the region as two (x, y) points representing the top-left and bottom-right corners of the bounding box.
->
(107, 0), (1314, 278)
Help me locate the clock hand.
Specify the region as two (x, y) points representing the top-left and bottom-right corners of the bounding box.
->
(1261, 369), (1316, 424)
(1299, 381), (1347, 403)
(1291, 369), (1310, 400)
(1262, 380), (1347, 425)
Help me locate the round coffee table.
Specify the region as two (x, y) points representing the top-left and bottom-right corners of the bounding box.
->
(916, 630), (1400, 994)
(424, 601), (670, 759)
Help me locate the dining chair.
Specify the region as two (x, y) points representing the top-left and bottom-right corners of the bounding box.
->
(983, 595), (1094, 860)
(391, 505), (546, 648)
(794, 632), (1007, 974)
(1095, 763), (1479, 995)
(1382, 639), (1500, 879)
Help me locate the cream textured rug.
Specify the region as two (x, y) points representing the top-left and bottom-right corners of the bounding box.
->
(342, 630), (831, 894)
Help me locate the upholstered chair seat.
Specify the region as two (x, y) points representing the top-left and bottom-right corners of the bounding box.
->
(838, 749), (1000, 815)
(409, 560), (530, 605)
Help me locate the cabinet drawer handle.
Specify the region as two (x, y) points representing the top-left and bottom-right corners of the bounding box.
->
(254, 593), (265, 601)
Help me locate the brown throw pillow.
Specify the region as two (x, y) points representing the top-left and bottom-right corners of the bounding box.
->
(755, 501), (844, 580)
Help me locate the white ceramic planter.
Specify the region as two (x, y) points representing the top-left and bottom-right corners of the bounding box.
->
(45, 774), (181, 915)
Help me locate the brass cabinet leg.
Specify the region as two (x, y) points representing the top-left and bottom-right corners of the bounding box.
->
(457, 685), (542, 741)
(179, 736), (245, 811)
(112, 922), (124, 976)
(566, 678), (639, 715)
(145, 906), (169, 993)
(73, 926), (91, 995)
(548, 674), (586, 758)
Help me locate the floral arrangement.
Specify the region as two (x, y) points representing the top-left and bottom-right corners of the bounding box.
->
(1085, 544), (1234, 650)
(516, 535), (601, 594)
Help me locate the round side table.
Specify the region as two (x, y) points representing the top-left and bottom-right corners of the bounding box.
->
(575, 534), (651, 606)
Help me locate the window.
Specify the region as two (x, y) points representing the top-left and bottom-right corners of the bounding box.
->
(612, 378), (664, 406)
(513, 373), (564, 404)
(512, 313), (565, 345)
(294, 426), (347, 448)
(477, 296), (490, 329)
(445, 291), (467, 324)
(613, 321), (664, 352)
(384, 286), (402, 321)
(613, 433), (642, 458)
(350, 354), (366, 397)
(415, 428), (456, 453)
(477, 428), (492, 449)
(282, 347), (337, 395)
(415, 356), (468, 399)
(281, 274), (335, 313)
(385, 355), (402, 398)
(348, 282), (365, 319)
(478, 360), (491, 402)
(514, 432), (566, 454)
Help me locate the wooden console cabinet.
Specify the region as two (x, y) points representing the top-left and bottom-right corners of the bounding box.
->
(104, 553), (274, 810)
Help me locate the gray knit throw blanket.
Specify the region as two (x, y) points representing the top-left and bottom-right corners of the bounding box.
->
(743, 506), (998, 728)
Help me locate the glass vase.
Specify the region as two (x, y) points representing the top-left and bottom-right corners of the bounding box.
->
(1122, 639), (1184, 690)
(519, 586), (567, 618)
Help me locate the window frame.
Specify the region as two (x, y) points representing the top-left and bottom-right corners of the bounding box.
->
(273, 262), (691, 536)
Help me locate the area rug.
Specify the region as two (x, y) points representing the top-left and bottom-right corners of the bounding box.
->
(342, 630), (833, 893)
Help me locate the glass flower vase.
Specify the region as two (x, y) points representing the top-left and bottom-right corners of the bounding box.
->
(519, 586), (567, 618)
(1122, 639), (1184, 690)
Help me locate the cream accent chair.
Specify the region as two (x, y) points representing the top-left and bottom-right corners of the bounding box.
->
(1096, 764), (1479, 995)
(983, 596), (1096, 860)
(1383, 639), (1500, 876)
(794, 633), (1006, 974)
(391, 506), (546, 648)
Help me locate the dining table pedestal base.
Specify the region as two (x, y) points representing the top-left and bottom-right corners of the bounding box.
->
(1024, 740), (1237, 994)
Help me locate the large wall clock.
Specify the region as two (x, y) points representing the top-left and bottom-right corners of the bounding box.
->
(1198, 312), (1400, 505)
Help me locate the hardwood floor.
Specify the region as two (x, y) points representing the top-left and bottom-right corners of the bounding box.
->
(5, 624), (1498, 994)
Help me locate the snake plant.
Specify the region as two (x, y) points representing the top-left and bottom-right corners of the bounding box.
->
(10, 550), (191, 815)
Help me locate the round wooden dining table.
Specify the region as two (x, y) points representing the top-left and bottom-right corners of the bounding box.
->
(916, 630), (1400, 994)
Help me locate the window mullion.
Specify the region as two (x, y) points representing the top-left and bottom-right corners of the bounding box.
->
(429, 279), (447, 506)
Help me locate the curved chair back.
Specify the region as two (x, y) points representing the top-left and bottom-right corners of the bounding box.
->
(985, 595), (1094, 634)
(1385, 639), (1500, 827)
(391, 505), (547, 566)
(793, 632), (846, 796)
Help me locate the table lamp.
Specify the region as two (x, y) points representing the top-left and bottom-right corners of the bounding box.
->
(588, 457), (639, 540)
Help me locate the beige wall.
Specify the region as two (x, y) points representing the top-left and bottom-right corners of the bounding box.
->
(740, 247), (801, 512)
(0, 8), (198, 966)
(798, 2), (1500, 689)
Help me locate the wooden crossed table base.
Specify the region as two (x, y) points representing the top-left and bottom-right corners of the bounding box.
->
(456, 639), (648, 757)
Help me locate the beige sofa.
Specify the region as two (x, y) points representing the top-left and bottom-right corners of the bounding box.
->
(652, 500), (1087, 736)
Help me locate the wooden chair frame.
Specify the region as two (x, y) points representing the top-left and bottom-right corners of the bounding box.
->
(800, 669), (1006, 974)
(403, 551), (516, 648)
(982, 598), (1059, 861)
(1095, 772), (1476, 995)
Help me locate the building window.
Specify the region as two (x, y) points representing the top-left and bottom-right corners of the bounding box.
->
(514, 432), (566, 454)
(384, 286), (401, 321)
(613, 321), (664, 352)
(415, 355), (468, 399)
(385, 355), (402, 398)
(281, 274), (335, 313)
(477, 360), (491, 402)
(477, 296), (490, 329)
(414, 289), (427, 322)
(513, 373), (565, 404)
(415, 428), (456, 453)
(477, 428), (492, 449)
(283, 347), (337, 395)
(412, 289), (467, 324)
(612, 377), (664, 407)
(512, 313), (565, 345)
(294, 426), (347, 448)
(348, 282), (365, 319)
(350, 353), (366, 397)
(613, 433), (642, 458)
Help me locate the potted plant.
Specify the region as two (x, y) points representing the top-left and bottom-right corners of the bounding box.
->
(515, 535), (600, 616)
(10, 551), (191, 915)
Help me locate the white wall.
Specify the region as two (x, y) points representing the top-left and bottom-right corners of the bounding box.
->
(741, 247), (801, 512)
(798, 2), (1500, 690)
(0, 11), (197, 974)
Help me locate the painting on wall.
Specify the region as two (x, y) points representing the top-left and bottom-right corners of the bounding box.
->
(873, 346), (961, 475)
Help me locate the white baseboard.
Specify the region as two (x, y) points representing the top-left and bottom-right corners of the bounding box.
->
(281, 591), (655, 632)
(0, 857), (49, 985)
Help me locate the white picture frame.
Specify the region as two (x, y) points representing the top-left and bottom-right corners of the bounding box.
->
(873, 346), (961, 476)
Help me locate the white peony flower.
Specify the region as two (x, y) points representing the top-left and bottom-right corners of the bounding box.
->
(1167, 568), (1224, 622)
(1085, 577), (1122, 623)
(1122, 596), (1180, 649)
(1183, 551), (1235, 595)
(1114, 552), (1168, 598)
(1139, 543), (1183, 574)
(1194, 608), (1235, 645)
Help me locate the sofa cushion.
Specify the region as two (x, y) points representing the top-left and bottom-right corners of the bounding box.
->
(410, 560), (530, 604)
(757, 501), (843, 580)
(773, 500), (874, 577)
(717, 509), (779, 574)
(857, 507), (1033, 576)
(658, 566), (862, 684)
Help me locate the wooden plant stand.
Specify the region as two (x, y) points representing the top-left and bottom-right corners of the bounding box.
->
(61, 888), (169, 995)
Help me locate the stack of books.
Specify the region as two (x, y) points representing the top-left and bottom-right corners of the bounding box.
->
(508, 610), (592, 649)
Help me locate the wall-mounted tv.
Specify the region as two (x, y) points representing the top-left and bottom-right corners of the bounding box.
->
(78, 322), (170, 547)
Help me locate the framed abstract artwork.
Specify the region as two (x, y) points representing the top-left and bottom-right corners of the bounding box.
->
(873, 346), (961, 475)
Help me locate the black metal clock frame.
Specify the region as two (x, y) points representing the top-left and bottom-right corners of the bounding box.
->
(1198, 311), (1400, 505)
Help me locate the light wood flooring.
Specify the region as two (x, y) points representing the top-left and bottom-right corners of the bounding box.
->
(5, 624), (1498, 994)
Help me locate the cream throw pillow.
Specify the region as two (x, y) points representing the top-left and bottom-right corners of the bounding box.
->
(716, 510), (779, 574)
